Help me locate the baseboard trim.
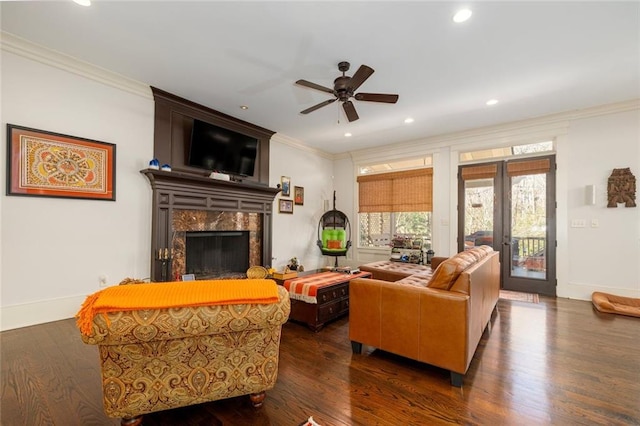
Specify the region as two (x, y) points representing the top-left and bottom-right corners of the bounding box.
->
(1, 295), (86, 332)
(560, 282), (640, 301)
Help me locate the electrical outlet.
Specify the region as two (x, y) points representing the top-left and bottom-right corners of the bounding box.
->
(99, 274), (108, 287)
(591, 219), (599, 228)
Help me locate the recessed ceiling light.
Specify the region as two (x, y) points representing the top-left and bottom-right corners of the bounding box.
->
(73, 0), (91, 6)
(344, 133), (352, 137)
(453, 9), (472, 23)
(404, 117), (414, 124)
(486, 99), (499, 106)
(240, 105), (249, 110)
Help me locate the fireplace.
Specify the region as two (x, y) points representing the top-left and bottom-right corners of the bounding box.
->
(143, 169), (280, 281)
(185, 231), (249, 279)
(170, 209), (263, 280)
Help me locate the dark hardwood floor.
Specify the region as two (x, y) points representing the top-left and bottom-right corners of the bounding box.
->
(2, 296), (639, 425)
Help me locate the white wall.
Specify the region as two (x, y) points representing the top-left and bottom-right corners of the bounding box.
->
(1, 49), (155, 330)
(269, 136), (335, 271)
(560, 109), (640, 299)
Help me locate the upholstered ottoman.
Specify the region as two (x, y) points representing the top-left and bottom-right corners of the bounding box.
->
(359, 260), (431, 281)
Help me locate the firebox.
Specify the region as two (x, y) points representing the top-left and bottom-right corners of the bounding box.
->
(185, 231), (250, 279)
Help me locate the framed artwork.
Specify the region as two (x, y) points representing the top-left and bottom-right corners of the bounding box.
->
(6, 124), (116, 201)
(281, 176), (291, 197)
(294, 186), (304, 205)
(279, 198), (293, 214)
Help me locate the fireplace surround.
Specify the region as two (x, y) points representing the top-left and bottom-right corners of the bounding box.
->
(143, 169), (280, 281)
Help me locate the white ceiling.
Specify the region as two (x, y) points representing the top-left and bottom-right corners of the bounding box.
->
(2, 1), (639, 154)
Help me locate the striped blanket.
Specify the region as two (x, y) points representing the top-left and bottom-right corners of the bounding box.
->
(283, 271), (372, 304)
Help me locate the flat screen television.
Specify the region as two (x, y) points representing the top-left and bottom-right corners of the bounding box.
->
(188, 119), (258, 177)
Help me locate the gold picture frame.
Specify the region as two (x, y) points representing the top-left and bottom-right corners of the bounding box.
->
(279, 198), (293, 214)
(281, 176), (291, 197)
(294, 186), (304, 205)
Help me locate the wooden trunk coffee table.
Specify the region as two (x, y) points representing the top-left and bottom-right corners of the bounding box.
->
(275, 270), (372, 332)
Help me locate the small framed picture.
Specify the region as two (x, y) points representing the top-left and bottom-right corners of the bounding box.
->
(279, 198), (293, 214)
(294, 186), (304, 205)
(281, 176), (291, 197)
(182, 274), (196, 281)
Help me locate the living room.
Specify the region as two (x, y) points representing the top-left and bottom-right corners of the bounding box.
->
(1, 2), (639, 424)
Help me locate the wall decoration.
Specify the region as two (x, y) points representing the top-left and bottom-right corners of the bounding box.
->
(294, 186), (304, 205)
(6, 124), (116, 201)
(281, 176), (291, 197)
(279, 198), (293, 214)
(607, 167), (636, 208)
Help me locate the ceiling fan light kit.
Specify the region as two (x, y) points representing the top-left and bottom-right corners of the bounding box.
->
(296, 61), (399, 122)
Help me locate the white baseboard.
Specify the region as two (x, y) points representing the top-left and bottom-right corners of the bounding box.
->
(559, 282), (640, 301)
(0, 295), (86, 332)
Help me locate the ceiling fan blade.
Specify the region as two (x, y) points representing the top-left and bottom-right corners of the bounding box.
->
(343, 101), (359, 122)
(349, 65), (374, 92)
(300, 98), (337, 114)
(354, 93), (399, 104)
(295, 79), (334, 94)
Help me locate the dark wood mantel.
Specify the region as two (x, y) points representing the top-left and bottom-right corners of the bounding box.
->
(146, 87), (279, 281)
(142, 169), (280, 281)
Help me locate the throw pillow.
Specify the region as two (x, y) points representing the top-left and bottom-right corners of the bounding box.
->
(427, 260), (459, 290)
(427, 255), (475, 290)
(327, 240), (342, 249)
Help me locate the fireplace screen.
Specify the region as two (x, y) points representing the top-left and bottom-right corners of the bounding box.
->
(185, 231), (250, 279)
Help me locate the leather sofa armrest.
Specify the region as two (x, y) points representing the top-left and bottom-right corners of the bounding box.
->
(349, 277), (470, 374)
(418, 287), (470, 373)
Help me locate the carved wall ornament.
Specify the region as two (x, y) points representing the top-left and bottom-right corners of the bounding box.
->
(607, 168), (636, 208)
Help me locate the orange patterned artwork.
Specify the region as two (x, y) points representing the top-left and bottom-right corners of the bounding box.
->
(7, 124), (115, 200)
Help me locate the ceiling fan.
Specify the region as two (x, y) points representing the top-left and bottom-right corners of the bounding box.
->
(295, 61), (399, 122)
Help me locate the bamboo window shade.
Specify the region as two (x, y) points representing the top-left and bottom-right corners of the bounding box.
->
(506, 158), (551, 177)
(357, 168), (433, 213)
(460, 164), (498, 181)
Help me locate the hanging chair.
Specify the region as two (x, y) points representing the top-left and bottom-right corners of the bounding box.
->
(317, 191), (351, 267)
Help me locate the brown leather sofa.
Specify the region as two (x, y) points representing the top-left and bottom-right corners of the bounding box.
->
(80, 284), (290, 425)
(350, 246), (500, 386)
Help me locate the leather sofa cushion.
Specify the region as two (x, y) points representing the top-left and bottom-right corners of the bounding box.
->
(359, 260), (430, 281)
(396, 268), (434, 287)
(427, 252), (476, 290)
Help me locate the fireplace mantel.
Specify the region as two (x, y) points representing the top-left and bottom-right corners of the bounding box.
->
(142, 169), (280, 281)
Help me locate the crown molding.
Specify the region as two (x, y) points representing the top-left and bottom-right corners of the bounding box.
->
(271, 132), (334, 160)
(1, 31), (152, 99)
(350, 98), (639, 163)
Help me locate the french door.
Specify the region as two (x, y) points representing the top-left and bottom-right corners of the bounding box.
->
(457, 155), (556, 296)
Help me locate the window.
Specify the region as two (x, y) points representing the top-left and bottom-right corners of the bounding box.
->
(359, 211), (432, 248)
(357, 165), (433, 249)
(459, 141), (553, 163)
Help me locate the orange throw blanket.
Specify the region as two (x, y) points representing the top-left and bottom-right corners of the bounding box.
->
(76, 279), (279, 336)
